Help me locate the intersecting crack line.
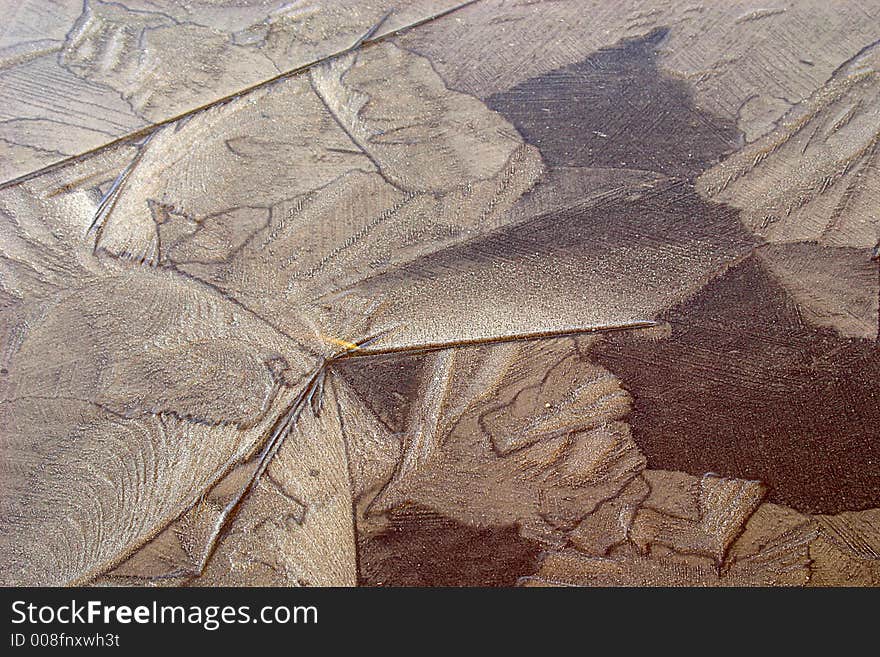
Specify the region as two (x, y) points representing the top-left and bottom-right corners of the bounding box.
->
(0, 0), (483, 191)
(181, 322), (662, 579)
(74, 320), (663, 585)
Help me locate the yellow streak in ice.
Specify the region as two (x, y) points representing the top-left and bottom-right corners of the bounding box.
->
(319, 334), (360, 351)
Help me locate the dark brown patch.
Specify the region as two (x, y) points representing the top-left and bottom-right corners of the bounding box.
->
(592, 255), (880, 514)
(487, 28), (742, 178)
(333, 352), (427, 434)
(357, 506), (543, 587)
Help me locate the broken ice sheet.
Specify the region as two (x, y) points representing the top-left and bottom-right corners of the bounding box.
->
(2, 0), (880, 588)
